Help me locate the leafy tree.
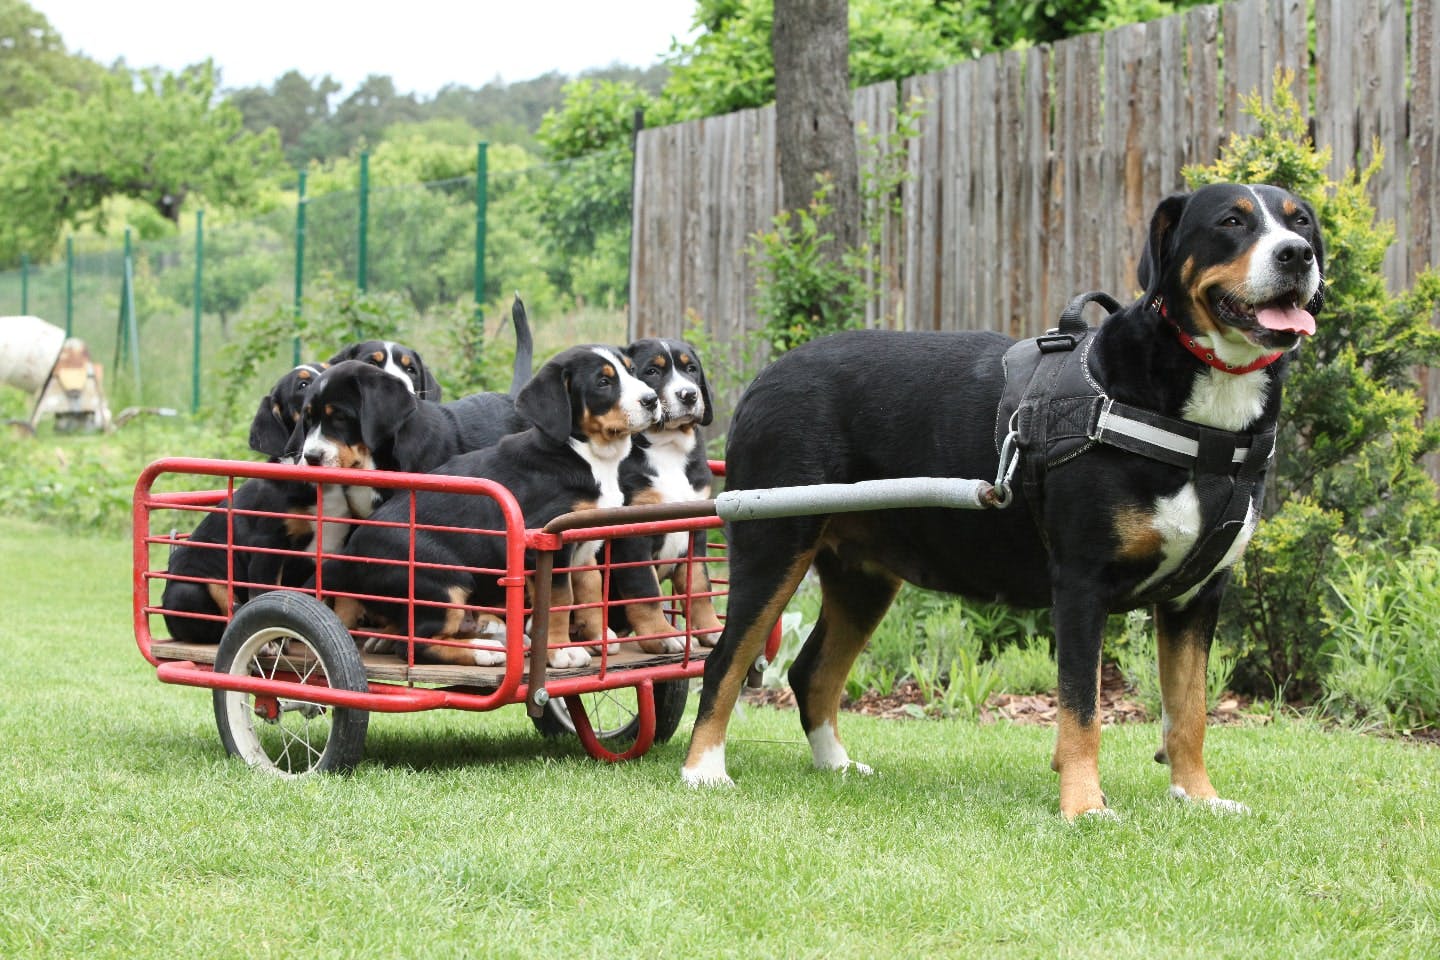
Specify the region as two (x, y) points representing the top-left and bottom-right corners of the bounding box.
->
(663, 0), (989, 120)
(1186, 77), (1440, 696)
(227, 70), (343, 167)
(0, 0), (104, 118)
(533, 79), (666, 305)
(0, 61), (284, 266)
(985, 0), (1211, 47)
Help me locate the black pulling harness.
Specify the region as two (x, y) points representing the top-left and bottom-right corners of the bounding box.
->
(994, 292), (1276, 605)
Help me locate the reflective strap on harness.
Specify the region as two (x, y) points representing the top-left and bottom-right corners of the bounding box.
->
(1092, 398), (1261, 472)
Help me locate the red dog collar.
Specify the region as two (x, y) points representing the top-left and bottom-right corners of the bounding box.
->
(1152, 297), (1285, 375)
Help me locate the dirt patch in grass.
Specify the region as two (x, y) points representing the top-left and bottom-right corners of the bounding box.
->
(743, 662), (1258, 728)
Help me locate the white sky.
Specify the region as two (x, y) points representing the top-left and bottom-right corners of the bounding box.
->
(34, 0), (701, 96)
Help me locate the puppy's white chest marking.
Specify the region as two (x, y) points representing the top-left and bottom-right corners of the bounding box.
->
(646, 431), (702, 560)
(570, 436), (630, 566)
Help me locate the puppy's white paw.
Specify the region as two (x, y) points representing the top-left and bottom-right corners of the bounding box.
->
(362, 636), (396, 655)
(636, 634), (686, 655)
(586, 628), (620, 656)
(471, 644), (506, 667)
(548, 646), (592, 669)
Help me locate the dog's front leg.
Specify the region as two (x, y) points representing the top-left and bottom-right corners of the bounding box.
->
(1154, 598), (1247, 813)
(1051, 595), (1110, 820)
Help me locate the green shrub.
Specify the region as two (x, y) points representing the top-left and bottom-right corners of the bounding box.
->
(1113, 610), (1237, 720)
(988, 633), (1056, 696)
(1185, 73), (1440, 697)
(1322, 546), (1440, 732)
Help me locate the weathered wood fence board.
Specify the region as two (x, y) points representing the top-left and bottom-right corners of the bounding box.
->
(631, 0), (1440, 422)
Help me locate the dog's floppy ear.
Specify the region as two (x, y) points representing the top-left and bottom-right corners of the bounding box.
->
(358, 368), (419, 461)
(516, 356), (575, 444)
(681, 342), (714, 427)
(1298, 196), (1327, 316)
(415, 360), (443, 402)
(1137, 192), (1189, 301)
(248, 394), (291, 460)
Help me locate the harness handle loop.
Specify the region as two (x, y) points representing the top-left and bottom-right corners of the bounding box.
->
(1057, 291), (1123, 334)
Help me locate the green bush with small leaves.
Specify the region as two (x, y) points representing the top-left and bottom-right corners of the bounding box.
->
(1185, 74), (1440, 698)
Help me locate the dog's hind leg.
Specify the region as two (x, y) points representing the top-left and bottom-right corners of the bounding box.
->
(1155, 599), (1246, 813)
(790, 547), (902, 776)
(1051, 595), (1110, 820)
(683, 527), (818, 787)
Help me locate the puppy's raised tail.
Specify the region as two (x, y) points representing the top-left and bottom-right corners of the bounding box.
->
(509, 293), (534, 398)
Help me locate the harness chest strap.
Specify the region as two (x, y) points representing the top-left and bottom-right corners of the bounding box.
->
(998, 292), (1276, 602)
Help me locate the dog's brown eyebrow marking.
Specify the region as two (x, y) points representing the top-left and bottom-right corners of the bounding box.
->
(602, 364), (616, 378)
(1282, 199), (1298, 216)
(679, 353), (693, 365)
(1234, 198), (1253, 214)
(298, 369), (313, 380)
(400, 357), (413, 368)
(651, 354), (668, 368)
(370, 350), (385, 362)
(324, 404), (334, 416)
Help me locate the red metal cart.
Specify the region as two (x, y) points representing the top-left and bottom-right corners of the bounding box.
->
(133, 456), (779, 777)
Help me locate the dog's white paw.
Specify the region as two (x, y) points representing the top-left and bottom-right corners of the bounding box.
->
(548, 646), (592, 669)
(471, 644), (506, 667)
(1078, 807), (1121, 822)
(586, 628), (620, 656)
(807, 723), (873, 777)
(681, 746), (734, 787)
(636, 634), (685, 655)
(1170, 786), (1250, 814)
(362, 636), (396, 655)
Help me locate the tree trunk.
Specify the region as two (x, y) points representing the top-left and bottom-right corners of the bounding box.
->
(772, 0), (860, 258)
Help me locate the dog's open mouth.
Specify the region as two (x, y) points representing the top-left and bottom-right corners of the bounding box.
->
(1210, 290), (1316, 337)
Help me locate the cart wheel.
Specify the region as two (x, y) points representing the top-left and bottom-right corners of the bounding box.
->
(532, 678), (690, 747)
(212, 592), (369, 777)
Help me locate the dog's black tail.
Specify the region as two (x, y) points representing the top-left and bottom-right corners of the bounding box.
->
(508, 293), (534, 398)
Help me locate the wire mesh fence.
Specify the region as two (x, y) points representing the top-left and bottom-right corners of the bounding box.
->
(0, 148), (632, 417)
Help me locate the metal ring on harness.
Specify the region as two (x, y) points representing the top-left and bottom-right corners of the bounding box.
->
(991, 410), (1022, 508)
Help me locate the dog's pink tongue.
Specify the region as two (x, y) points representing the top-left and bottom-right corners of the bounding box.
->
(1255, 303), (1315, 335)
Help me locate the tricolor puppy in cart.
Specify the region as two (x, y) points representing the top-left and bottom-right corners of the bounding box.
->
(684, 182), (1324, 819)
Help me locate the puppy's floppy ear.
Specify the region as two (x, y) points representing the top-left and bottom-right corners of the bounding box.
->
(248, 394), (291, 460)
(682, 342), (714, 427)
(1137, 192), (1189, 301)
(416, 361), (443, 402)
(327, 343), (360, 366)
(516, 358), (575, 444)
(359, 368), (419, 459)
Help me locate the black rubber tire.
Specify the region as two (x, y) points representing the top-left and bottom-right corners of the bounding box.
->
(212, 592), (369, 777)
(531, 678), (690, 746)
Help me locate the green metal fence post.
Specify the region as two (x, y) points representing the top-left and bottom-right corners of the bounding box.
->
(473, 141), (488, 339)
(20, 253), (28, 314)
(65, 237), (73, 337)
(357, 152), (370, 293)
(115, 228), (142, 397)
(293, 169), (307, 365)
(192, 209), (204, 414)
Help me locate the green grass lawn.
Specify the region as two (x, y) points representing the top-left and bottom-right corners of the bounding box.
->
(1, 516), (1436, 959)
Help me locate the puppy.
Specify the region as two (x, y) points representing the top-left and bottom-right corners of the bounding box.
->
(163, 363), (333, 641)
(159, 479), (320, 643)
(248, 362), (328, 461)
(682, 183), (1324, 820)
(292, 360), (529, 519)
(320, 345), (662, 668)
(328, 340), (443, 401)
(600, 338), (723, 652)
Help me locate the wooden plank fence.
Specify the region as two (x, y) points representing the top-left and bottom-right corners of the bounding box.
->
(630, 0), (1440, 421)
